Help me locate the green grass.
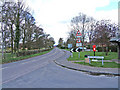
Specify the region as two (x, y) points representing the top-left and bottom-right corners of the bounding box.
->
(1, 49), (53, 64)
(67, 51), (118, 61)
(74, 62), (120, 68)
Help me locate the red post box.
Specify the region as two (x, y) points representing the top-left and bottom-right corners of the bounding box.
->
(93, 45), (96, 52)
(93, 45), (96, 56)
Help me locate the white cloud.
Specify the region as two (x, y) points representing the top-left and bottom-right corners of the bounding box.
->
(94, 9), (118, 23)
(25, 0), (118, 44)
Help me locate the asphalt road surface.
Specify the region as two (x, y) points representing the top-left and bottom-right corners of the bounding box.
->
(1, 48), (118, 88)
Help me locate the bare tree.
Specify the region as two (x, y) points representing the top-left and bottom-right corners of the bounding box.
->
(92, 20), (117, 55)
(1, 0), (55, 59)
(48, 37), (55, 48)
(71, 13), (93, 50)
(58, 38), (64, 47)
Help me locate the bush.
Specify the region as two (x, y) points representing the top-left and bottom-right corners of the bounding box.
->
(97, 45), (117, 52)
(86, 45), (90, 49)
(109, 45), (117, 52)
(18, 48), (52, 57)
(97, 47), (103, 52)
(60, 47), (66, 49)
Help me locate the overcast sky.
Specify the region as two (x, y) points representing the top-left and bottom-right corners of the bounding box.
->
(25, 0), (118, 45)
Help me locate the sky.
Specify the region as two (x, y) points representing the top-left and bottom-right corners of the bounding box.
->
(25, 0), (119, 45)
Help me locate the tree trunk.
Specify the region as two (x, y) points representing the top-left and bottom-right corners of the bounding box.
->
(10, 24), (14, 53)
(15, 9), (20, 56)
(4, 32), (7, 59)
(23, 29), (25, 50)
(102, 44), (105, 55)
(89, 41), (92, 51)
(82, 21), (85, 51)
(102, 44), (104, 52)
(105, 46), (108, 56)
(118, 42), (120, 60)
(14, 43), (16, 53)
(2, 19), (4, 60)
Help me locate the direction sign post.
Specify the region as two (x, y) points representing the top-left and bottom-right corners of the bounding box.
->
(76, 48), (81, 58)
(70, 48), (73, 57)
(79, 52), (80, 58)
(76, 30), (82, 58)
(71, 53), (73, 57)
(70, 48), (81, 58)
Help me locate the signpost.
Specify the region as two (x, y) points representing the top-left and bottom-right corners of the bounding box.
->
(76, 30), (82, 58)
(68, 44), (72, 49)
(76, 38), (81, 43)
(93, 45), (96, 56)
(70, 30), (82, 58)
(76, 48), (81, 58)
(70, 48), (82, 58)
(76, 43), (82, 47)
(76, 30), (82, 37)
(70, 48), (73, 57)
(76, 38), (82, 47)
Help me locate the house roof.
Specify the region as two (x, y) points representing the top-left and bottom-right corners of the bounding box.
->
(110, 37), (120, 43)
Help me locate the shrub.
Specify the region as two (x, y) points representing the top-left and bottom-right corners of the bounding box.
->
(18, 48), (51, 57)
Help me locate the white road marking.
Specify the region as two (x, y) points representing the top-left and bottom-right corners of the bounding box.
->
(0, 67), (8, 70)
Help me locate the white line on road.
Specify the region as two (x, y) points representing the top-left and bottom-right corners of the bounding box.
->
(0, 67), (8, 70)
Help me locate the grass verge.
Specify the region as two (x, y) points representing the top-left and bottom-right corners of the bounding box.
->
(1, 49), (53, 64)
(67, 51), (118, 61)
(74, 62), (120, 68)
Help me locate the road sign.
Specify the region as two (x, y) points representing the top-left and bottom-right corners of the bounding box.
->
(70, 48), (76, 52)
(70, 48), (74, 53)
(70, 48), (81, 58)
(76, 38), (81, 43)
(76, 43), (82, 47)
(68, 44), (72, 49)
(70, 48), (81, 52)
(76, 30), (82, 37)
(76, 48), (81, 52)
(70, 48), (74, 57)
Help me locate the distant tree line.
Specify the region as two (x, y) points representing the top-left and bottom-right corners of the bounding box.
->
(0, 1), (55, 58)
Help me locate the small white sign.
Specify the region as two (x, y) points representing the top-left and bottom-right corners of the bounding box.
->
(68, 44), (72, 49)
(76, 43), (82, 47)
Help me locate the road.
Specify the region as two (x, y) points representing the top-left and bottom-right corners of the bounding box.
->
(1, 48), (118, 88)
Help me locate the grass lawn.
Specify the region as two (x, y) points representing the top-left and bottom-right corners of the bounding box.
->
(74, 62), (120, 68)
(67, 51), (118, 61)
(1, 49), (53, 64)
